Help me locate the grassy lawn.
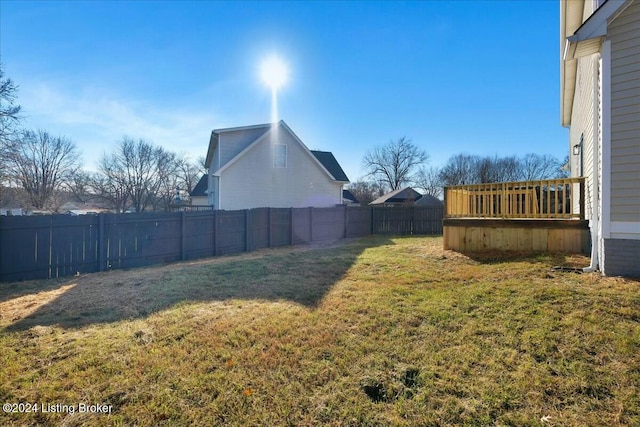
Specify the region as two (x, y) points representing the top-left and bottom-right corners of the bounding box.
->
(1, 236), (639, 426)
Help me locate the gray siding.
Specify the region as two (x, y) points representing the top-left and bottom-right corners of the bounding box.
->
(609, 1), (640, 225)
(603, 238), (640, 278)
(219, 127), (270, 167)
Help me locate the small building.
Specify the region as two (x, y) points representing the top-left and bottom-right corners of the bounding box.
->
(415, 194), (444, 207)
(370, 187), (422, 207)
(342, 189), (360, 206)
(189, 175), (210, 206)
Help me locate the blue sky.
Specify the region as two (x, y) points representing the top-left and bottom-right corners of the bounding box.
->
(1, 0), (566, 182)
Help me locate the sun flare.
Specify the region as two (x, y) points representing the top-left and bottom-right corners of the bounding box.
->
(260, 55), (289, 91)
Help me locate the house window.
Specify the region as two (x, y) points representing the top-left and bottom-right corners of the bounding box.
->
(274, 144), (287, 168)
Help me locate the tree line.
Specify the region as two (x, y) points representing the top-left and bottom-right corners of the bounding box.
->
(2, 63), (568, 212)
(350, 137), (568, 205)
(0, 64), (204, 213)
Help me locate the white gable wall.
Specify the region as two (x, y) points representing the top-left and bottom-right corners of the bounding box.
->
(218, 128), (342, 210)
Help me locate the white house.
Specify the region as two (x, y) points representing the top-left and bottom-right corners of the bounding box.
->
(561, 0), (640, 277)
(203, 120), (349, 210)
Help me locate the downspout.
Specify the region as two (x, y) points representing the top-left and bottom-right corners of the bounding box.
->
(584, 56), (600, 273)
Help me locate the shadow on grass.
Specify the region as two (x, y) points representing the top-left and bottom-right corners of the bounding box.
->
(2, 236), (393, 331)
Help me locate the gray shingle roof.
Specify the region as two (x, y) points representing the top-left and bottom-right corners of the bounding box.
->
(370, 187), (422, 205)
(310, 150), (350, 182)
(190, 174), (208, 197)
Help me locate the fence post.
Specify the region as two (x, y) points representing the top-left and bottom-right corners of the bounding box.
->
(290, 207), (294, 246)
(344, 205), (348, 238)
(268, 208), (272, 248)
(245, 209), (250, 252)
(371, 207), (375, 235)
(213, 210), (218, 256)
(181, 211), (186, 260)
(579, 178), (585, 220)
(98, 213), (106, 272)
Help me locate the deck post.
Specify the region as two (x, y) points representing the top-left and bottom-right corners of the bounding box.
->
(579, 178), (585, 220)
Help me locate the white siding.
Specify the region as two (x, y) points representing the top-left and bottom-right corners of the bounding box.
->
(190, 196), (209, 206)
(569, 54), (599, 221)
(219, 128), (342, 210)
(608, 0), (640, 232)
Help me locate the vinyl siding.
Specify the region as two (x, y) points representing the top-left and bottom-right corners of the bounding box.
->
(569, 54), (599, 221)
(219, 128), (341, 210)
(608, 0), (640, 229)
(219, 127), (270, 167)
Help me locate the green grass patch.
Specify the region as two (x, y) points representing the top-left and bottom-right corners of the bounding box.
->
(1, 236), (639, 426)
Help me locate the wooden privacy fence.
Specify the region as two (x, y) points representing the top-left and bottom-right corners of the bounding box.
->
(0, 206), (443, 282)
(444, 178), (585, 220)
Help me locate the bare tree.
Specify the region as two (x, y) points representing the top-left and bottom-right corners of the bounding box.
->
(4, 130), (81, 210)
(176, 155), (203, 195)
(0, 63), (23, 199)
(362, 137), (429, 191)
(415, 166), (443, 199)
(439, 153), (479, 186)
(347, 180), (385, 206)
(92, 137), (185, 213)
(475, 155), (520, 183)
(518, 153), (564, 181)
(89, 164), (129, 214)
(0, 63), (22, 149)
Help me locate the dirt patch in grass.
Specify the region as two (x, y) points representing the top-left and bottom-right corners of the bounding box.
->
(1, 236), (639, 426)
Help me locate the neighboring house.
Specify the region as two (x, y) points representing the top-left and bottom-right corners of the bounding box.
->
(204, 120), (349, 210)
(561, 0), (640, 277)
(189, 174), (209, 206)
(415, 194), (444, 207)
(342, 189), (360, 206)
(370, 187), (423, 207)
(0, 208), (23, 216)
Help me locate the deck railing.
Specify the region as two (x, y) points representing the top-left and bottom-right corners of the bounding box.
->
(444, 178), (585, 220)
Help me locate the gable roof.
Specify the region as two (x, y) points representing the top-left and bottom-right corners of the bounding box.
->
(209, 120), (349, 183)
(311, 151), (349, 182)
(205, 123), (272, 169)
(343, 189), (359, 204)
(414, 194), (443, 207)
(190, 174), (208, 197)
(370, 187), (422, 205)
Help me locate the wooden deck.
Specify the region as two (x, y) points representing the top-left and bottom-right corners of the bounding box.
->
(443, 178), (589, 253)
(445, 178), (585, 220)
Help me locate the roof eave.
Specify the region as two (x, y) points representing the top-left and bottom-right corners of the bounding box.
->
(561, 0), (629, 126)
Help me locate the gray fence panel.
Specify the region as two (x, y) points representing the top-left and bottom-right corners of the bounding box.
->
(413, 207), (444, 235)
(270, 208), (292, 247)
(49, 215), (100, 278)
(184, 211), (216, 260)
(216, 210), (246, 255)
(292, 208), (312, 245)
(346, 207), (372, 237)
(312, 207), (345, 241)
(105, 213), (182, 270)
(249, 208), (270, 250)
